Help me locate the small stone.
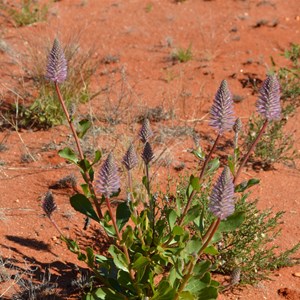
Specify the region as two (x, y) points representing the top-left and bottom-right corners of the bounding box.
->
(292, 272), (300, 277)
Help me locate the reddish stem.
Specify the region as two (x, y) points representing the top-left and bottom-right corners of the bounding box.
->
(54, 82), (103, 219)
(233, 120), (268, 184)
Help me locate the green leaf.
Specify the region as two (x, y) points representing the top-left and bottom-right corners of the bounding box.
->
(108, 245), (129, 273)
(189, 175), (200, 191)
(167, 209), (178, 231)
(227, 155), (235, 174)
(182, 204), (201, 226)
(217, 211), (245, 233)
(152, 280), (176, 300)
(193, 260), (211, 277)
(184, 277), (208, 295)
(86, 287), (127, 300)
(191, 148), (205, 161)
(206, 158), (220, 176)
(235, 178), (260, 192)
(185, 239), (202, 255)
(116, 202), (131, 231)
(70, 194), (100, 222)
(132, 254), (150, 282)
(122, 226), (134, 248)
(92, 150), (102, 165)
(194, 286), (218, 299)
(172, 225), (184, 236)
(203, 245), (219, 255)
(179, 291), (195, 300)
(79, 158), (91, 172)
(86, 247), (95, 267)
(58, 147), (78, 164)
(81, 183), (91, 197)
(77, 119), (92, 138)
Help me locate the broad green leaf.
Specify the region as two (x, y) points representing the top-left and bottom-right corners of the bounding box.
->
(235, 178), (260, 193)
(58, 147), (78, 164)
(172, 225), (184, 236)
(206, 158), (220, 176)
(203, 245), (219, 255)
(194, 286), (218, 300)
(193, 260), (211, 277)
(122, 226), (133, 248)
(167, 209), (178, 231)
(184, 277), (207, 294)
(108, 245), (129, 273)
(189, 175), (200, 191)
(79, 158), (91, 172)
(70, 194), (100, 222)
(116, 202), (131, 231)
(132, 254), (150, 270)
(86, 287), (127, 300)
(185, 239), (202, 255)
(217, 211), (245, 233)
(77, 119), (92, 139)
(132, 254), (150, 282)
(152, 280), (176, 300)
(179, 291), (195, 300)
(182, 204), (201, 226)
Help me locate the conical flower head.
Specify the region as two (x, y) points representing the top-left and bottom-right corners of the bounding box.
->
(210, 80), (235, 134)
(122, 143), (138, 171)
(42, 191), (57, 218)
(139, 118), (153, 143)
(96, 153), (120, 198)
(233, 117), (242, 134)
(209, 167), (235, 220)
(257, 75), (281, 120)
(141, 142), (154, 165)
(46, 39), (67, 83)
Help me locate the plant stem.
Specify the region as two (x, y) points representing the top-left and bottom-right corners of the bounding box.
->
(55, 82), (84, 159)
(234, 120), (268, 184)
(105, 197), (143, 297)
(54, 82), (103, 219)
(175, 218), (221, 299)
(127, 170), (145, 246)
(178, 134), (221, 226)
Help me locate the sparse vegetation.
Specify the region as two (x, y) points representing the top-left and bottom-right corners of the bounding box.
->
(171, 44), (193, 63)
(1, 0), (49, 27)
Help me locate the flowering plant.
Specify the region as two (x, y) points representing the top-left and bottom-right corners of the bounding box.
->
(42, 39), (281, 299)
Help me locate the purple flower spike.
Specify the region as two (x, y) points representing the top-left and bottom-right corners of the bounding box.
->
(122, 143), (138, 171)
(257, 75), (281, 121)
(96, 153), (120, 198)
(46, 39), (67, 83)
(139, 118), (153, 143)
(210, 80), (235, 134)
(42, 191), (57, 218)
(209, 167), (235, 220)
(141, 142), (154, 165)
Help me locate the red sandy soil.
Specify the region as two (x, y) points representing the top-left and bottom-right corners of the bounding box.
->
(0, 0), (299, 299)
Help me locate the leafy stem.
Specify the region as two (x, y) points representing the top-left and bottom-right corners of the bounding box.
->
(54, 82), (103, 219)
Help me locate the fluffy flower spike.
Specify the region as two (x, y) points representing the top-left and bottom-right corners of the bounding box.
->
(139, 118), (153, 143)
(122, 143), (138, 171)
(141, 142), (155, 165)
(46, 39), (67, 83)
(210, 80), (235, 134)
(96, 153), (120, 198)
(42, 191), (57, 218)
(257, 75), (281, 120)
(209, 167), (235, 220)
